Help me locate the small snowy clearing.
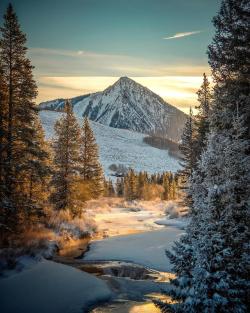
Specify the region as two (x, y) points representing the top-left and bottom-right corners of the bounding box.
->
(0, 259), (112, 313)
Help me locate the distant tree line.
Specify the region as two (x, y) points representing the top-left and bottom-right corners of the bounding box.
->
(103, 170), (179, 201)
(143, 134), (182, 159)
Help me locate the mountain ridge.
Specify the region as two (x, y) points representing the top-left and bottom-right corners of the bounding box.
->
(39, 77), (187, 142)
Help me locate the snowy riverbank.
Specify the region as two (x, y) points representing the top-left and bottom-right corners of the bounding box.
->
(0, 200), (188, 313)
(0, 258), (112, 313)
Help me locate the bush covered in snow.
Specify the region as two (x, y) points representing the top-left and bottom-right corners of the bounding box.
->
(47, 209), (97, 241)
(164, 201), (189, 219)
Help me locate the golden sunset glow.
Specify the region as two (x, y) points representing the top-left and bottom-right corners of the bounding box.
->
(37, 75), (211, 113)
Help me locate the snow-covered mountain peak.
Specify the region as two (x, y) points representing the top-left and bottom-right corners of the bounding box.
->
(39, 77), (187, 141)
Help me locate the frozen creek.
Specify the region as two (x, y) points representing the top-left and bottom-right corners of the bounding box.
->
(54, 240), (173, 313)
(54, 200), (186, 312)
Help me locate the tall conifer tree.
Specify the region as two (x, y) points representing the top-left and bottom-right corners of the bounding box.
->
(0, 4), (51, 235)
(194, 73), (211, 158)
(157, 1), (250, 312)
(179, 108), (196, 180)
(179, 107), (196, 206)
(80, 117), (103, 197)
(50, 100), (82, 215)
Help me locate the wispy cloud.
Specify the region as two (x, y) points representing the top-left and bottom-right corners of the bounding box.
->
(30, 47), (209, 77)
(163, 30), (202, 40)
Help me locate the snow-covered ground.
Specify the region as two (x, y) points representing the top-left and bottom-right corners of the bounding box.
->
(155, 217), (189, 229)
(0, 259), (112, 313)
(39, 110), (180, 178)
(85, 199), (168, 237)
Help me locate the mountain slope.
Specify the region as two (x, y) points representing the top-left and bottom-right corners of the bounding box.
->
(39, 77), (187, 142)
(39, 110), (180, 177)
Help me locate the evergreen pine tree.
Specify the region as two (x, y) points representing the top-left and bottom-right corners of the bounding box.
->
(24, 119), (52, 224)
(179, 107), (196, 206)
(50, 100), (82, 215)
(124, 169), (137, 201)
(194, 73), (211, 158)
(0, 62), (8, 236)
(136, 171), (145, 199)
(157, 1), (250, 312)
(162, 172), (170, 200)
(179, 108), (196, 181)
(80, 117), (103, 197)
(0, 4), (51, 235)
(208, 0), (250, 137)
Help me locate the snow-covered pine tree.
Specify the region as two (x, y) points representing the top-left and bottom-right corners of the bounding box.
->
(80, 117), (103, 197)
(194, 73), (211, 158)
(179, 108), (196, 180)
(0, 4), (51, 235)
(185, 117), (249, 312)
(208, 0), (250, 137)
(157, 0), (250, 312)
(179, 107), (196, 206)
(50, 100), (82, 215)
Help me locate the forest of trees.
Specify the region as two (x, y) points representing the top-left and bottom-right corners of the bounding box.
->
(143, 135), (182, 159)
(157, 0), (249, 312)
(104, 170), (179, 201)
(0, 4), (104, 247)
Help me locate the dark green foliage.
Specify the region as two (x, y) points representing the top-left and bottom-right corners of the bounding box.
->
(143, 135), (182, 159)
(0, 4), (51, 241)
(50, 100), (82, 214)
(179, 108), (196, 180)
(208, 0), (250, 137)
(194, 73), (211, 157)
(80, 117), (104, 197)
(106, 170), (179, 201)
(124, 169), (137, 201)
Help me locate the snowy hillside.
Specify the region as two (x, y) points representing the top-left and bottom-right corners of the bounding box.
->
(39, 77), (187, 142)
(39, 110), (180, 177)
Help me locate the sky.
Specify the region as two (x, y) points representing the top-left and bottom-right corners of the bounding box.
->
(0, 0), (221, 113)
